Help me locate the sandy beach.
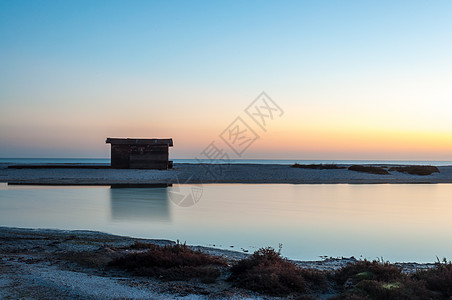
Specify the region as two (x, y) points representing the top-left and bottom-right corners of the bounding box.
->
(2, 163), (452, 185)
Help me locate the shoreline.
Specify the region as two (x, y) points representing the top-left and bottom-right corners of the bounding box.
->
(2, 163), (452, 185)
(0, 227), (437, 299)
(0, 226), (437, 268)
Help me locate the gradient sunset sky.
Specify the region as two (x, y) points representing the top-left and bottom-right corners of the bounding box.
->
(1, 1), (452, 160)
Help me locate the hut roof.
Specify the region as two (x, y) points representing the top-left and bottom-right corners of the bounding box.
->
(106, 138), (173, 147)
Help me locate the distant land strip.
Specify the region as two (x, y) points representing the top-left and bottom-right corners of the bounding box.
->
(2, 163), (452, 185)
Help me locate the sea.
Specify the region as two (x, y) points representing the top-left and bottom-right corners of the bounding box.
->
(1, 158), (451, 166)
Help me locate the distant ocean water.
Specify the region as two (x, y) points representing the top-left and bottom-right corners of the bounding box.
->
(0, 158), (452, 166)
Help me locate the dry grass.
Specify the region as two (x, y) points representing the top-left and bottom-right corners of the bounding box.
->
(228, 247), (306, 295)
(348, 165), (390, 175)
(126, 240), (161, 250)
(109, 242), (227, 282)
(339, 278), (431, 300)
(228, 247), (328, 296)
(335, 260), (402, 285)
(413, 258), (452, 298)
(56, 242), (452, 298)
(334, 259), (452, 300)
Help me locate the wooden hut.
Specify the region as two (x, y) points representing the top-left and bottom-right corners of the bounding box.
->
(106, 138), (173, 170)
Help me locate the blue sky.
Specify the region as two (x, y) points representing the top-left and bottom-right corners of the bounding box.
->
(1, 1), (452, 159)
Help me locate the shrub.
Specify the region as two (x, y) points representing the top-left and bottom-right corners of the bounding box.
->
(388, 166), (440, 176)
(342, 278), (430, 300)
(336, 260), (433, 300)
(299, 268), (329, 291)
(127, 240), (160, 250)
(228, 247), (307, 296)
(109, 242), (227, 282)
(348, 165), (390, 175)
(413, 259), (452, 297)
(292, 163), (345, 170)
(336, 260), (402, 285)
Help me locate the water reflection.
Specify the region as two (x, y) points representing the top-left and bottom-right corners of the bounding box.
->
(109, 186), (170, 222)
(2, 183), (452, 262)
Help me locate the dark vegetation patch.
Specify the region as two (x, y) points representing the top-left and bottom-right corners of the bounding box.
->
(227, 247), (328, 296)
(348, 165), (390, 175)
(413, 258), (452, 298)
(57, 248), (120, 269)
(53, 240), (452, 299)
(336, 260), (403, 286)
(388, 165), (440, 176)
(58, 251), (95, 267)
(291, 163), (345, 170)
(109, 242), (227, 282)
(291, 163), (440, 176)
(126, 240), (162, 250)
(335, 259), (452, 300)
(339, 278), (431, 300)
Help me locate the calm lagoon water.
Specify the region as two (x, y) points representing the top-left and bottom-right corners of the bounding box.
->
(1, 183), (452, 263)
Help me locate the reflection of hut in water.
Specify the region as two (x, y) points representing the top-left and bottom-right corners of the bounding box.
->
(109, 186), (170, 222)
(106, 138), (173, 169)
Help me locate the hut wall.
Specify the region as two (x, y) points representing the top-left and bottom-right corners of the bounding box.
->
(110, 145), (131, 169)
(129, 144), (169, 169)
(110, 144), (170, 169)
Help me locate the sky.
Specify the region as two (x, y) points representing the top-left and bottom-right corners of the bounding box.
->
(1, 0), (452, 160)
